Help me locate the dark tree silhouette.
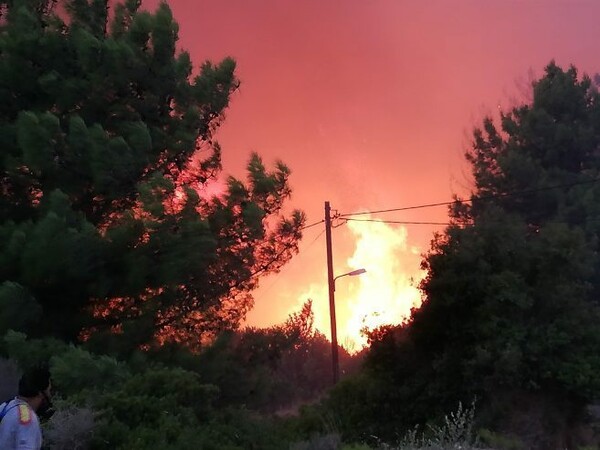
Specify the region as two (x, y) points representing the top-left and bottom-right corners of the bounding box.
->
(0, 0), (304, 349)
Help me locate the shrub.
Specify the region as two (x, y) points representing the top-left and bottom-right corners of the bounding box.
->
(2, 330), (67, 370)
(356, 401), (480, 450)
(50, 346), (129, 397)
(44, 406), (95, 450)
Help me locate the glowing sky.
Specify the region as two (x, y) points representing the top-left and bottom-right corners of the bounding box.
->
(145, 0), (600, 347)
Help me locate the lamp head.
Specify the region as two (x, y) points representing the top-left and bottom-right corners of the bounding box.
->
(348, 268), (366, 276)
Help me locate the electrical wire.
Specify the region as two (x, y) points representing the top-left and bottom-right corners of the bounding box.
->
(338, 177), (600, 218)
(343, 218), (449, 226)
(300, 219), (325, 231)
(342, 215), (600, 229)
(303, 228), (326, 249)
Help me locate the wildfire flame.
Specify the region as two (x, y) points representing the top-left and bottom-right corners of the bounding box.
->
(301, 216), (425, 351)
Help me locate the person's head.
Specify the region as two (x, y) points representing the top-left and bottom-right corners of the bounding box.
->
(18, 365), (52, 416)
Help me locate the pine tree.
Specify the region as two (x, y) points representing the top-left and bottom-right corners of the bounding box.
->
(415, 63), (600, 402)
(0, 0), (305, 349)
(357, 63), (600, 444)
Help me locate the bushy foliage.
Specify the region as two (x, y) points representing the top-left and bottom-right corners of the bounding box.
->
(2, 329), (68, 370)
(1, 330), (293, 449)
(410, 63), (600, 437)
(0, 300), (363, 449)
(143, 300), (355, 413)
(51, 346), (129, 396)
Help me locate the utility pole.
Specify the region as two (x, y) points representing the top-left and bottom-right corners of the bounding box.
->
(324, 201), (339, 385)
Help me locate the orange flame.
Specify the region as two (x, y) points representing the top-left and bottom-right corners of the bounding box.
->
(299, 216), (425, 351)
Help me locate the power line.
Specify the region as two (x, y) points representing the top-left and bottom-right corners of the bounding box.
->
(343, 218), (449, 226)
(300, 219), (325, 231)
(344, 214), (600, 228)
(303, 228), (326, 249)
(339, 200), (458, 217)
(338, 177), (600, 218)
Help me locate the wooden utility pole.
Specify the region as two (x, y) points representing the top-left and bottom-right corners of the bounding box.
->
(324, 201), (339, 384)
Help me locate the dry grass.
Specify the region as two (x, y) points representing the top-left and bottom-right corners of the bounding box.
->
(43, 406), (95, 450)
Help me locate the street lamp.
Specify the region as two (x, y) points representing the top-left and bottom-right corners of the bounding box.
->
(334, 268), (367, 289)
(329, 267), (366, 384)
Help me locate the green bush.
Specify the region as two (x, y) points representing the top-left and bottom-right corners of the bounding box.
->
(2, 330), (67, 369)
(51, 346), (129, 396)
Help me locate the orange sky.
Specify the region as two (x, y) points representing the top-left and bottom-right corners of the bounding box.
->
(146, 0), (600, 347)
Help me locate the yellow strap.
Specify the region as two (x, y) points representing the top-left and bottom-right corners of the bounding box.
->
(18, 404), (31, 425)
